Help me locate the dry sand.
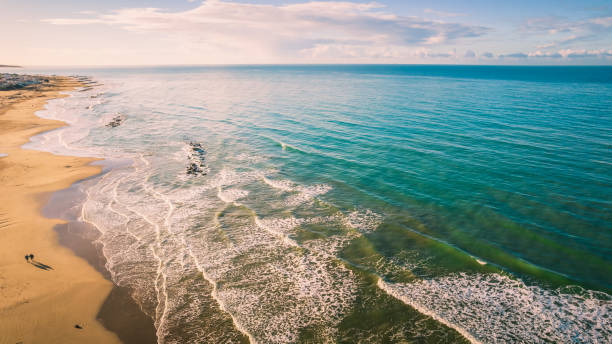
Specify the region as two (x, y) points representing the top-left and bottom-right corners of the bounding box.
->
(0, 77), (121, 344)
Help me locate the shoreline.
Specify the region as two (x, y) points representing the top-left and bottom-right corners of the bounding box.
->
(0, 77), (121, 343)
(46, 176), (158, 344)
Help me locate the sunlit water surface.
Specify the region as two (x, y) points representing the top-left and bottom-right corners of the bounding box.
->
(23, 66), (612, 343)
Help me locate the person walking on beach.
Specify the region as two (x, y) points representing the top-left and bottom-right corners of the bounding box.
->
(29, 253), (34, 262)
(25, 254), (29, 263)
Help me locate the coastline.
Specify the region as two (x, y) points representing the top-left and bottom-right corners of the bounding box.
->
(46, 180), (158, 344)
(0, 77), (120, 344)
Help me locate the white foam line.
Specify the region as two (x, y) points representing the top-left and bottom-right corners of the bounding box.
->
(261, 176), (294, 192)
(216, 186), (243, 206)
(215, 172), (298, 247)
(90, 154), (168, 343)
(137, 155), (175, 232)
(180, 236), (257, 344)
(79, 171), (140, 284)
(102, 170), (165, 322)
(89, 173), (158, 327)
(58, 130), (70, 152)
(94, 173), (142, 255)
(254, 217), (299, 247)
(136, 154), (170, 344)
(141, 158), (183, 343)
(376, 278), (482, 344)
(109, 176), (143, 242)
(150, 243), (167, 344)
(103, 177), (167, 336)
(81, 170), (118, 232)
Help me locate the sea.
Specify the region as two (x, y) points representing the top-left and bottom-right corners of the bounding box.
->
(18, 65), (612, 343)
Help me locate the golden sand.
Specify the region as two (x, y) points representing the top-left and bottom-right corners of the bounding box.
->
(0, 78), (121, 344)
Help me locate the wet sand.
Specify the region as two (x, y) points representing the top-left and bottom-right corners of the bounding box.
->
(55, 221), (158, 344)
(47, 181), (158, 344)
(0, 77), (120, 343)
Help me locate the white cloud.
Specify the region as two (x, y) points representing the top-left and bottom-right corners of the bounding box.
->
(558, 48), (612, 58)
(589, 16), (612, 28)
(42, 0), (488, 62)
(536, 34), (584, 49)
(528, 50), (562, 58)
(523, 14), (612, 55)
(499, 52), (528, 59)
(500, 49), (612, 60)
(424, 8), (465, 18)
(522, 16), (573, 34)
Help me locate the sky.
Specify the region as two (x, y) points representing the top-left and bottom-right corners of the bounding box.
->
(1, 0), (611, 65)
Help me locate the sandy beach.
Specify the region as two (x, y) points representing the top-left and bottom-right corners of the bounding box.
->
(0, 77), (121, 344)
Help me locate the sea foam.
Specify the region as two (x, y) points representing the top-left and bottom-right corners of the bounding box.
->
(379, 273), (611, 343)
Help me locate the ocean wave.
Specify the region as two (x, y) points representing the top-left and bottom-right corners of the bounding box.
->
(379, 273), (611, 343)
(345, 209), (383, 233)
(261, 176), (332, 206)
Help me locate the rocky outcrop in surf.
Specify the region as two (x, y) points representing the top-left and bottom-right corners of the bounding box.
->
(71, 75), (103, 90)
(106, 114), (125, 128)
(186, 142), (208, 176)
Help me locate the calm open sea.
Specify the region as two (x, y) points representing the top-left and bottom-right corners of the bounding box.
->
(23, 65), (612, 343)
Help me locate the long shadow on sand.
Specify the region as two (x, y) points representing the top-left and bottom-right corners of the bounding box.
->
(30, 261), (54, 270)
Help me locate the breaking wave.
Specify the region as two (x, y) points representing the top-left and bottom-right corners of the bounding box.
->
(379, 273), (611, 343)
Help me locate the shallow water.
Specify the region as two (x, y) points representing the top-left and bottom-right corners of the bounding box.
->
(24, 65), (612, 343)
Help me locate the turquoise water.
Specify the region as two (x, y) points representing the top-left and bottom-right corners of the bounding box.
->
(26, 66), (611, 343)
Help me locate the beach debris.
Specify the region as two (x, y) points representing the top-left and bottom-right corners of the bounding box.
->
(74, 324), (83, 330)
(106, 114), (125, 128)
(186, 142), (208, 176)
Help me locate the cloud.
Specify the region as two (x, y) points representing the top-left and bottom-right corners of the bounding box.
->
(522, 16), (574, 34)
(464, 50), (476, 58)
(500, 49), (612, 60)
(522, 15), (611, 33)
(522, 15), (612, 41)
(499, 52), (528, 59)
(424, 8), (465, 18)
(299, 45), (462, 61)
(523, 15), (612, 54)
(42, 0), (489, 62)
(426, 51), (455, 58)
(481, 52), (495, 58)
(528, 51), (562, 58)
(536, 34), (588, 49)
(559, 48), (612, 58)
(589, 16), (612, 28)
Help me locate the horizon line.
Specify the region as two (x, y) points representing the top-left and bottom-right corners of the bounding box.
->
(3, 63), (612, 69)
